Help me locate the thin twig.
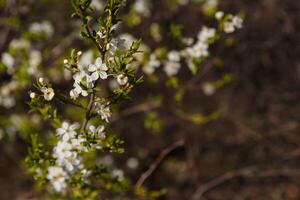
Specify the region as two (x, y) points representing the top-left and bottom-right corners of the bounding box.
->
(135, 139), (185, 188)
(79, 19), (105, 135)
(191, 166), (256, 200)
(111, 100), (161, 123)
(80, 92), (96, 134)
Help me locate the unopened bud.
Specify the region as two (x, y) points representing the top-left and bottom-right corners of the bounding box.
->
(30, 92), (36, 99)
(77, 51), (82, 57)
(38, 77), (45, 85)
(215, 11), (224, 20)
(117, 74), (128, 86)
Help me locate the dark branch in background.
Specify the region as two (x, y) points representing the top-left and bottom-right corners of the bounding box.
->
(135, 139), (185, 188)
(191, 166), (300, 200)
(111, 100), (161, 123)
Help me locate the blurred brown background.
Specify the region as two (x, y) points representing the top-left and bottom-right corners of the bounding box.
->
(0, 0), (300, 199)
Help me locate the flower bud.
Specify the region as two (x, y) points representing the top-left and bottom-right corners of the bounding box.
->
(77, 51), (82, 57)
(215, 11), (224, 20)
(63, 59), (69, 65)
(30, 92), (36, 99)
(117, 74), (128, 86)
(38, 77), (45, 85)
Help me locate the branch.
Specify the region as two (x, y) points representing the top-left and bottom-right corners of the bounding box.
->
(111, 100), (161, 123)
(191, 166), (300, 199)
(135, 139), (185, 188)
(80, 91), (96, 134)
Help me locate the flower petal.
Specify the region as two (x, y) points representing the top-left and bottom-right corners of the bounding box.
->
(100, 64), (108, 71)
(95, 57), (102, 66)
(81, 90), (88, 96)
(70, 123), (80, 130)
(62, 122), (69, 130)
(56, 128), (65, 136)
(91, 72), (99, 81)
(88, 64), (96, 72)
(99, 71), (108, 79)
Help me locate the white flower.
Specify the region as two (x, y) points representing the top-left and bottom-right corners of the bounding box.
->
(53, 141), (73, 159)
(95, 102), (112, 123)
(91, 0), (104, 11)
(202, 82), (215, 96)
(118, 33), (136, 49)
(112, 169), (124, 181)
(88, 57), (108, 81)
(197, 26), (216, 42)
(168, 51), (181, 62)
(59, 153), (81, 172)
(69, 88), (80, 100)
(30, 92), (36, 99)
(56, 121), (80, 141)
(0, 96), (15, 108)
(190, 42), (209, 58)
(73, 71), (86, 84)
(81, 169), (92, 183)
(73, 70), (94, 88)
(28, 50), (42, 75)
(116, 74), (128, 86)
(223, 15), (243, 33)
(224, 21), (235, 33)
(181, 26), (217, 73)
(70, 70), (93, 98)
(53, 141), (81, 172)
(107, 38), (127, 53)
(41, 87), (55, 101)
(72, 83), (88, 98)
(89, 125), (106, 140)
(47, 166), (68, 193)
(70, 136), (87, 152)
(182, 37), (194, 45)
(9, 39), (30, 49)
(232, 16), (243, 29)
(164, 61), (181, 76)
(77, 50), (93, 71)
(133, 0), (150, 17)
(215, 11), (224, 20)
(126, 157), (139, 170)
(0, 82), (17, 108)
(29, 21), (54, 37)
(1, 53), (14, 74)
(88, 125), (106, 149)
(164, 51), (181, 76)
(143, 54), (160, 75)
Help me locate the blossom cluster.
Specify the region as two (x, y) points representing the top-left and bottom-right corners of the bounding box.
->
(0, 21), (53, 109)
(29, 21), (54, 37)
(47, 121), (106, 192)
(20, 0), (244, 198)
(215, 11), (244, 33)
(66, 53), (129, 100)
(0, 81), (18, 108)
(120, 12), (243, 77)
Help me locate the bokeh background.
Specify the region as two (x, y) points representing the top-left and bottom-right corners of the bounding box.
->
(0, 0), (299, 199)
